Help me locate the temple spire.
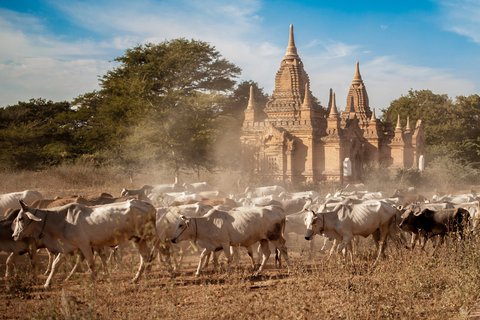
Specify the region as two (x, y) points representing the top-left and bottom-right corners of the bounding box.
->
(353, 61), (362, 83)
(370, 108), (377, 122)
(302, 84), (312, 108)
(284, 24), (299, 59)
(329, 92), (339, 118)
(247, 85), (256, 109)
(396, 114), (402, 130)
(405, 116), (411, 132)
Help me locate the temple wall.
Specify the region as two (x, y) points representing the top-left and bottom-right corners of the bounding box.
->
(322, 142), (343, 181)
(390, 146), (405, 169)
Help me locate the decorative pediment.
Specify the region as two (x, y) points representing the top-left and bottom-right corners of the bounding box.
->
(263, 123), (286, 145)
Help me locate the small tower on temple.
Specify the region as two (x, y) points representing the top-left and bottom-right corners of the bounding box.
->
(243, 85), (257, 123)
(343, 61), (371, 128)
(327, 92), (341, 136)
(300, 83), (313, 120)
(322, 91), (343, 180)
(390, 115), (407, 168)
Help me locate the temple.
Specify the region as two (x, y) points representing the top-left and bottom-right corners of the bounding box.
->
(240, 25), (425, 183)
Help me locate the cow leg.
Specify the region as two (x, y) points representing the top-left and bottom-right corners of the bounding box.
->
(275, 248), (281, 269)
(64, 253), (82, 282)
(352, 236), (359, 256)
(328, 239), (338, 260)
(232, 246), (240, 267)
(45, 253), (65, 288)
(76, 243), (96, 282)
(246, 246), (255, 269)
(222, 243), (233, 272)
(5, 252), (16, 278)
(254, 240), (271, 275)
(373, 224), (390, 266)
(409, 233), (418, 250)
(195, 248), (210, 276)
(132, 240), (153, 283)
(44, 249), (54, 276)
(203, 251), (212, 270)
(156, 242), (174, 273)
(336, 238), (350, 259)
(308, 236), (316, 259)
(27, 242), (38, 275)
(273, 238), (289, 271)
(346, 241), (354, 264)
(97, 248), (110, 275)
(320, 236), (328, 251)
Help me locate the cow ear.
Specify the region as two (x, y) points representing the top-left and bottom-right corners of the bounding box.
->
(338, 205), (348, 221)
(25, 211), (42, 222)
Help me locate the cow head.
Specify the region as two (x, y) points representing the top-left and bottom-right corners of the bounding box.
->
(304, 210), (323, 240)
(398, 204), (421, 231)
(171, 215), (192, 244)
(12, 200), (43, 241)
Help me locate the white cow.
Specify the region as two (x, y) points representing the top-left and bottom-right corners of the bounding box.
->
(279, 191), (320, 202)
(1, 209), (37, 277)
(244, 185), (286, 198)
(0, 190), (43, 216)
(171, 205), (289, 276)
(304, 200), (398, 264)
(183, 182), (212, 192)
(238, 195), (279, 207)
(12, 199), (157, 288)
(125, 183), (185, 205)
(155, 203), (213, 271)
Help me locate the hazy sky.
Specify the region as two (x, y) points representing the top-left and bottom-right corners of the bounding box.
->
(1, 0), (479, 111)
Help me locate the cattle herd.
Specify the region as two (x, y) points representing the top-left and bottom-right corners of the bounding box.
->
(0, 182), (479, 290)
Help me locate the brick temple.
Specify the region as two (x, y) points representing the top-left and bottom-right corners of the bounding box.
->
(240, 25), (425, 183)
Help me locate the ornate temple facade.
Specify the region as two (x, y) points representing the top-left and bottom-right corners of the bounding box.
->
(240, 25), (425, 183)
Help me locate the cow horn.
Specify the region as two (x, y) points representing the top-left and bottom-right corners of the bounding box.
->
(333, 203), (342, 212)
(19, 200), (28, 211)
(413, 209), (424, 216)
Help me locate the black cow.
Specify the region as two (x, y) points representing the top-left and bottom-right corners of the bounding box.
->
(399, 204), (470, 249)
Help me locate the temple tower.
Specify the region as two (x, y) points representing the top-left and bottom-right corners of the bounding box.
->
(264, 24), (310, 120)
(322, 92), (343, 180)
(390, 115), (406, 168)
(343, 61), (371, 128)
(244, 85), (256, 123)
(364, 108), (381, 163)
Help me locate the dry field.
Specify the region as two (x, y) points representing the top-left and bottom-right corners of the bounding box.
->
(1, 166), (480, 319)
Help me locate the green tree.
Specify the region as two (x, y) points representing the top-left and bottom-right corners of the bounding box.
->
(80, 39), (241, 177)
(0, 98), (78, 169)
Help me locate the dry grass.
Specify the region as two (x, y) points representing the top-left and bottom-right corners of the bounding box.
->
(1, 165), (480, 319)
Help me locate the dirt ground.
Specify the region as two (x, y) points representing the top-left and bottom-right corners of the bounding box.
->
(1, 237), (479, 320)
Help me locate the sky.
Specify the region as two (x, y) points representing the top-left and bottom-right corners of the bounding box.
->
(0, 0), (479, 111)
